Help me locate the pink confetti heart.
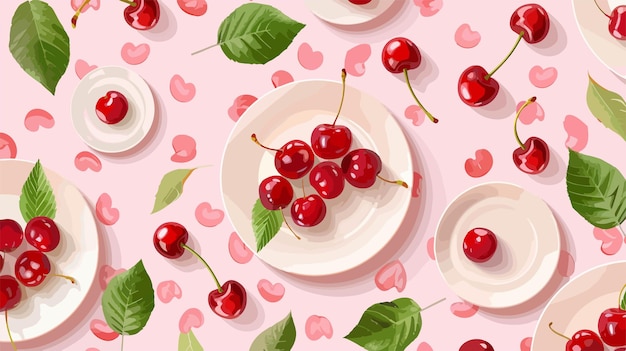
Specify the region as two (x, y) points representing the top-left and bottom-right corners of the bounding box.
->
(228, 94), (257, 121)
(450, 301), (479, 318)
(96, 193), (119, 225)
(455, 24), (481, 48)
(305, 315), (333, 340)
(464, 149), (493, 178)
(229, 232), (253, 264)
(98, 265), (126, 290)
(157, 280), (182, 303)
(0, 133), (17, 159)
(417, 342), (434, 351)
(177, 0), (207, 16)
(179, 308), (204, 333)
(24, 109), (55, 131)
(86, 348), (100, 351)
(412, 171), (422, 198)
(529, 66), (557, 88)
(520, 337), (532, 351)
(71, 0), (100, 12)
(557, 250), (575, 277)
(593, 227), (623, 255)
(344, 44), (371, 77)
(121, 42), (150, 65)
(171, 135), (197, 163)
(297, 43), (323, 70)
(170, 74), (196, 102)
(405, 105), (425, 126)
(375, 260), (407, 292)
(75, 59), (97, 79)
(257, 279), (285, 302)
(516, 100), (544, 125)
(414, 0), (442, 16)
(426, 237), (435, 260)
(563, 115), (588, 152)
(271, 70), (294, 88)
(75, 151), (102, 172)
(195, 202), (224, 227)
(90, 319), (118, 341)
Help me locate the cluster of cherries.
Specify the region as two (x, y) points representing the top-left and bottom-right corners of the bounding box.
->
(72, 0), (160, 30)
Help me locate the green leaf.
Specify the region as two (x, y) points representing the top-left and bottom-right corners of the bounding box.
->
(178, 330), (203, 351)
(9, 0), (70, 95)
(19, 159), (56, 222)
(586, 74), (626, 142)
(152, 168), (197, 213)
(566, 149), (626, 229)
(345, 298), (423, 351)
(620, 284), (626, 311)
(250, 312), (296, 351)
(217, 3), (305, 64)
(102, 260), (155, 336)
(252, 199), (283, 252)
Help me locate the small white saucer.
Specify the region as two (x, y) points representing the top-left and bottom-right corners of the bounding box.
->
(304, 0), (398, 26)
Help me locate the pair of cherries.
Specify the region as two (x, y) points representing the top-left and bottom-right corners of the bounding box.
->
(549, 312), (626, 351)
(72, 0), (160, 30)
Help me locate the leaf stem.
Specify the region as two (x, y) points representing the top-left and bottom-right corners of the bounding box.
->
(486, 31), (524, 79)
(181, 243), (223, 292)
(420, 297), (446, 312)
(593, 0), (611, 17)
(403, 69), (438, 123)
(191, 43), (220, 56)
(513, 96), (537, 150)
(5, 311), (16, 351)
(332, 69), (347, 127)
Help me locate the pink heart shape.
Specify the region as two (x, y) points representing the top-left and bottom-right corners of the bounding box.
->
(344, 44), (371, 77)
(98, 265), (126, 290)
(86, 348), (100, 351)
(75, 59), (97, 79)
(412, 171), (422, 198)
(305, 315), (333, 340)
(455, 24), (481, 48)
(96, 193), (119, 225)
(179, 308), (204, 333)
(405, 105), (425, 126)
(417, 342), (434, 351)
(271, 70), (294, 88)
(195, 202), (224, 227)
(0, 133), (17, 159)
(529, 66), (558, 88)
(177, 0), (207, 16)
(157, 280), (182, 303)
(24, 109), (55, 131)
(374, 260), (407, 292)
(257, 279), (285, 302)
(557, 250), (575, 277)
(520, 337), (532, 351)
(426, 237), (435, 260)
(414, 0), (442, 16)
(563, 115), (588, 152)
(121, 42), (150, 65)
(450, 301), (479, 318)
(229, 232), (253, 264)
(593, 227), (623, 255)
(516, 100), (544, 125)
(71, 0), (100, 12)
(297, 43), (323, 70)
(228, 94), (257, 121)
(464, 149), (493, 178)
(171, 135), (197, 163)
(90, 319), (118, 341)
(75, 151), (102, 172)
(170, 74), (196, 102)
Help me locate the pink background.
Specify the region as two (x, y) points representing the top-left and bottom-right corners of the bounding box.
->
(1, 0), (626, 350)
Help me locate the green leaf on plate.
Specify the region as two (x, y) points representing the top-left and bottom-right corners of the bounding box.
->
(250, 311), (296, 351)
(566, 149), (626, 229)
(102, 259), (155, 336)
(345, 298), (423, 351)
(620, 284), (626, 310)
(9, 0), (70, 95)
(217, 3), (305, 64)
(252, 199), (283, 252)
(152, 168), (198, 214)
(19, 159), (56, 222)
(178, 330), (203, 351)
(586, 74), (626, 142)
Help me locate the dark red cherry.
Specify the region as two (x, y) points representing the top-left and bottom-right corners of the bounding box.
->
(258, 175), (294, 210)
(463, 228), (497, 263)
(251, 134), (314, 179)
(598, 308), (626, 347)
(153, 222), (188, 259)
(15, 250), (51, 287)
(0, 275), (21, 312)
(382, 37), (421, 74)
(609, 6), (626, 40)
(0, 254), (3, 272)
(341, 149), (382, 189)
(348, 0), (372, 4)
(208, 280), (247, 319)
(459, 339), (494, 351)
(549, 322), (605, 351)
(309, 161), (345, 199)
(458, 65), (500, 107)
(0, 219), (23, 252)
(512, 97), (550, 175)
(291, 195), (327, 227)
(25, 216), (61, 252)
(124, 0), (160, 30)
(510, 3), (550, 44)
(95, 90), (129, 125)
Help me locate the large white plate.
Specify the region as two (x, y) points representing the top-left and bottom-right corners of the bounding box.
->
(0, 159), (99, 343)
(532, 261), (626, 350)
(434, 182), (560, 309)
(304, 0), (398, 26)
(220, 80), (413, 276)
(71, 66), (155, 153)
(573, 0), (626, 78)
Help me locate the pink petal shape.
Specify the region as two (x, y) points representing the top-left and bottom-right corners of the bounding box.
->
(171, 135), (197, 163)
(529, 66), (557, 88)
(24, 109), (55, 131)
(464, 149), (493, 178)
(75, 151), (102, 172)
(417, 342), (434, 351)
(71, 0), (100, 12)
(75, 59), (97, 79)
(179, 308), (204, 333)
(272, 70), (294, 88)
(520, 337), (532, 351)
(412, 171), (422, 198)
(593, 227), (623, 255)
(450, 301), (479, 318)
(195, 202), (224, 227)
(90, 319), (119, 341)
(0, 133), (17, 159)
(516, 100), (544, 125)
(257, 279), (285, 302)
(177, 0), (207, 16)
(229, 232), (253, 264)
(96, 193), (119, 225)
(374, 260), (407, 292)
(98, 265), (126, 290)
(414, 0), (442, 16)
(297, 43), (323, 70)
(305, 315), (333, 340)
(557, 250), (575, 277)
(455, 24), (481, 48)
(426, 237), (435, 260)
(170, 74), (196, 102)
(228, 94), (257, 121)
(405, 105), (425, 126)
(157, 280), (182, 303)
(86, 348), (100, 351)
(563, 115), (588, 152)
(121, 42), (150, 65)
(344, 44), (371, 77)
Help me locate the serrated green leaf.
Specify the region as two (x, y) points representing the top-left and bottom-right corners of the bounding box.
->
(217, 3), (305, 64)
(345, 298), (423, 351)
(250, 312), (296, 351)
(102, 260), (155, 336)
(19, 159), (56, 222)
(566, 149), (626, 229)
(152, 168), (197, 214)
(586, 75), (626, 142)
(252, 199), (283, 252)
(9, 0), (70, 95)
(178, 330), (203, 351)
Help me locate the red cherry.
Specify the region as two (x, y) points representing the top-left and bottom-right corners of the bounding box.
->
(341, 149), (407, 189)
(598, 308), (626, 347)
(291, 195), (327, 227)
(251, 134), (314, 179)
(95, 91), (129, 125)
(259, 176), (294, 210)
(124, 0), (160, 30)
(510, 3), (550, 44)
(463, 228), (497, 263)
(25, 216), (60, 252)
(549, 322), (605, 351)
(0, 254), (3, 272)
(208, 280), (247, 319)
(348, 0), (372, 4)
(458, 65), (500, 107)
(609, 6), (626, 40)
(309, 161), (345, 199)
(512, 97), (550, 175)
(153, 222), (188, 259)
(459, 339), (494, 351)
(15, 250), (51, 287)
(0, 219), (23, 252)
(0, 275), (21, 312)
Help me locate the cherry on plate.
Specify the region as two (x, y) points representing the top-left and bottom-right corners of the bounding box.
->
(25, 216), (61, 252)
(0, 219), (23, 252)
(291, 194), (327, 227)
(463, 228), (497, 263)
(309, 161), (345, 199)
(95, 90), (129, 125)
(548, 322), (604, 351)
(598, 307), (626, 347)
(258, 175), (294, 210)
(341, 149), (407, 189)
(251, 134), (314, 179)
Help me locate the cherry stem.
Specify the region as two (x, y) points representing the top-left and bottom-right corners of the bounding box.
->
(420, 297), (446, 312)
(593, 0), (611, 18)
(120, 334), (124, 351)
(5, 311), (16, 351)
(618, 283), (626, 308)
(191, 43), (220, 56)
(548, 322), (571, 341)
(331, 69), (348, 127)
(45, 274), (76, 284)
(377, 175), (408, 188)
(403, 69), (438, 123)
(513, 96), (536, 150)
(251, 134), (280, 153)
(71, 0), (90, 28)
(119, 0), (137, 6)
(486, 30), (524, 79)
(280, 209), (301, 240)
(180, 243), (223, 293)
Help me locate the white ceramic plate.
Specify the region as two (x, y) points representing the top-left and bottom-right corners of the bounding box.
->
(573, 0), (626, 78)
(304, 0), (398, 26)
(532, 261), (626, 350)
(220, 80), (413, 276)
(71, 66), (155, 153)
(434, 182), (560, 309)
(0, 159), (99, 343)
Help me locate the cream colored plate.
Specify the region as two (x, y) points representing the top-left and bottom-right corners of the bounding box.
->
(220, 80), (413, 276)
(434, 182), (560, 309)
(304, 0), (398, 26)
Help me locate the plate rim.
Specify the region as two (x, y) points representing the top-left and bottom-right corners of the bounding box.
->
(303, 0), (398, 26)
